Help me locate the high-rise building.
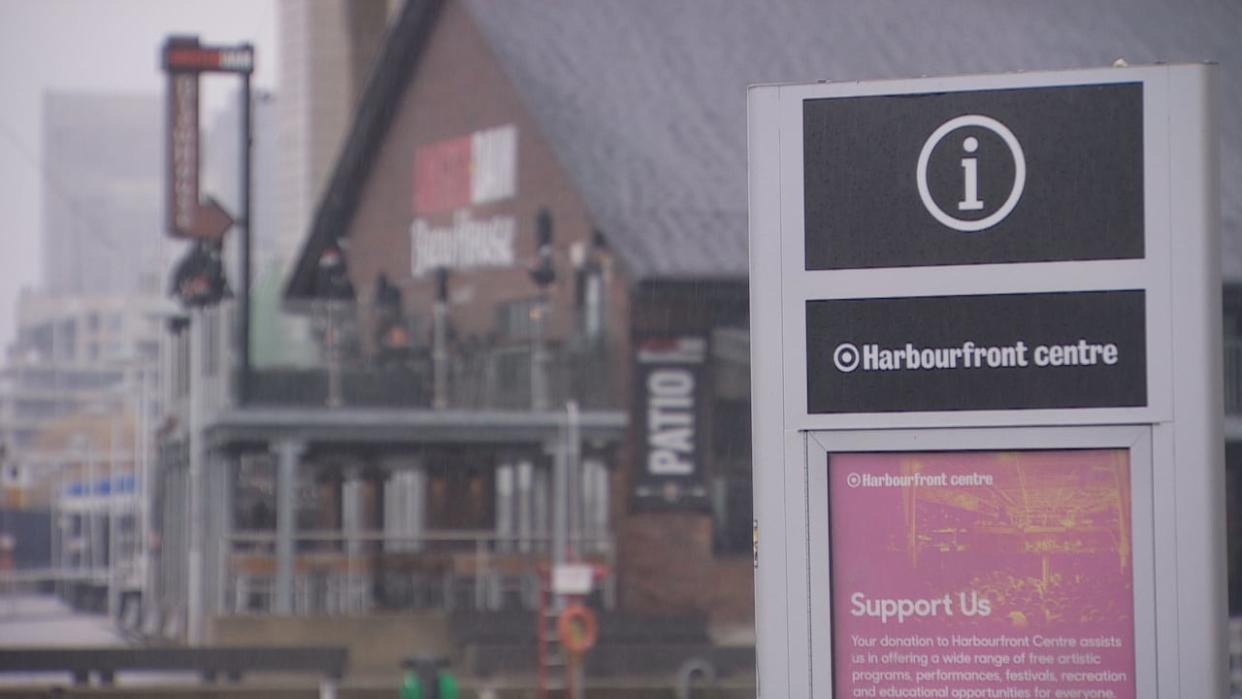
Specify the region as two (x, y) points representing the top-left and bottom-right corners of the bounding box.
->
(203, 89), (318, 367)
(1, 290), (167, 482)
(40, 93), (171, 298)
(16, 90), (173, 480)
(276, 0), (394, 271)
(0, 92), (176, 607)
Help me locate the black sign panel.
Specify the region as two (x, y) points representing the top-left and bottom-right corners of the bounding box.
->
(803, 83), (1143, 269)
(632, 337), (709, 510)
(806, 291), (1147, 413)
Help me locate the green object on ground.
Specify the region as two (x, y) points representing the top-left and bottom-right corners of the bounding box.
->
(440, 673), (460, 699)
(399, 671), (459, 699)
(399, 672), (420, 699)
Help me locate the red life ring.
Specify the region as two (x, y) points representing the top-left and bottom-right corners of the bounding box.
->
(557, 603), (599, 655)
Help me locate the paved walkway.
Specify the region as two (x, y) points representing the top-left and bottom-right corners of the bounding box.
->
(0, 593), (123, 647)
(0, 593), (195, 687)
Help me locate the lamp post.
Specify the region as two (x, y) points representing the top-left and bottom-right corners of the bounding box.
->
(529, 209), (556, 411)
(432, 268), (449, 410)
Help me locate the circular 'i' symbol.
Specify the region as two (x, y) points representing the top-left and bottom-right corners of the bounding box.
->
(916, 115), (1026, 232)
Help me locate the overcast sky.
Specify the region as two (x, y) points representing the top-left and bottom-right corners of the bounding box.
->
(0, 0), (277, 348)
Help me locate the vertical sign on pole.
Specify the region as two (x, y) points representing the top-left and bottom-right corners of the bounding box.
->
(162, 35), (248, 241)
(748, 65), (1223, 698)
(161, 35), (256, 643)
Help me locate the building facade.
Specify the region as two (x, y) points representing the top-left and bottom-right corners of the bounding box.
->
(0, 291), (167, 615)
(0, 90), (175, 617)
(149, 0), (1242, 680)
(276, 0), (395, 274)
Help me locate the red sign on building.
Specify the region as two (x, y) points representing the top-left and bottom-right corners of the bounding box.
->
(162, 36), (249, 240)
(413, 124), (517, 215)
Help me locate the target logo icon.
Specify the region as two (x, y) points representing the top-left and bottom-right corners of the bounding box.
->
(833, 343), (861, 373)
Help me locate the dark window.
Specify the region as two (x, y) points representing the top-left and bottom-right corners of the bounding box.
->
(496, 298), (539, 340)
(426, 463), (495, 531)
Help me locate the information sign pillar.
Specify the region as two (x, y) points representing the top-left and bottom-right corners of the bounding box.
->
(748, 64), (1224, 698)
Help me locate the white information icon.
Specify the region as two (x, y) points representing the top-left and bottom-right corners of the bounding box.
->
(916, 115), (1026, 232)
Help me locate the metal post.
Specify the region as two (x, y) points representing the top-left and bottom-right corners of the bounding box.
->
(517, 460), (533, 554)
(274, 439), (302, 615)
(571, 658), (585, 699)
(410, 460), (426, 553)
(432, 299), (448, 410)
(107, 418), (119, 619)
(326, 302), (343, 408)
(210, 452), (232, 618)
(531, 294), (549, 411)
(342, 467), (363, 612)
(137, 364), (152, 626)
(496, 463), (513, 553)
(566, 402), (580, 559)
(50, 465), (60, 593)
(187, 309), (204, 644)
(86, 442), (96, 575)
(551, 432), (568, 609)
(238, 49), (253, 406)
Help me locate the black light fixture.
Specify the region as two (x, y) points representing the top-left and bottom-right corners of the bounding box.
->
(313, 242), (356, 302)
(374, 273), (410, 356)
(169, 240), (231, 308)
(529, 207), (556, 288)
(435, 267), (450, 304)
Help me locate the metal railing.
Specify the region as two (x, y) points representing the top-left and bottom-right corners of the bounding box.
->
(240, 340), (619, 412)
(223, 530), (616, 617)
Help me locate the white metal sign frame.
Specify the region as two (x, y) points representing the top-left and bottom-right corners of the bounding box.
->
(748, 65), (1223, 698)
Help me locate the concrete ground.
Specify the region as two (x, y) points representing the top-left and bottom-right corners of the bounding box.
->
(0, 593), (756, 697)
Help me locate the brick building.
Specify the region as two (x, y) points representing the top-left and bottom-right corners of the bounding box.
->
(279, 0), (756, 626)
(275, 0), (1242, 631)
(151, 0), (1242, 675)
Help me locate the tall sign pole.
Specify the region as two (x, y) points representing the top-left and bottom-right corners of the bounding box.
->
(239, 46), (253, 405)
(748, 65), (1223, 698)
(162, 35), (255, 644)
(162, 35), (255, 404)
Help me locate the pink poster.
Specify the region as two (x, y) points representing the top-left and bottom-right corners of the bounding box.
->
(830, 450), (1136, 699)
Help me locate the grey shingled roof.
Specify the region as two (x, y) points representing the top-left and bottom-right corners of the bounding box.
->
(288, 0), (1242, 295)
(463, 0), (1242, 280)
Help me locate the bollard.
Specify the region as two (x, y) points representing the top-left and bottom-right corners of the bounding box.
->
(675, 657), (716, 699)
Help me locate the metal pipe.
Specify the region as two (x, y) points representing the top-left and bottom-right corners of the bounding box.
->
(86, 441), (96, 575)
(432, 300), (447, 410)
(566, 401), (580, 559)
(274, 439), (301, 615)
(187, 309), (204, 644)
(551, 426), (567, 610)
(107, 417), (119, 619)
(238, 52), (253, 406)
(531, 295), (548, 411)
(137, 364), (152, 627)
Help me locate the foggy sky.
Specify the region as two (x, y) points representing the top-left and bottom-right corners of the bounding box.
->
(0, 0), (276, 349)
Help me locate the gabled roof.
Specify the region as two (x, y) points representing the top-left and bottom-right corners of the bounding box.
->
(288, 0), (1242, 296)
(286, 0), (444, 301)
